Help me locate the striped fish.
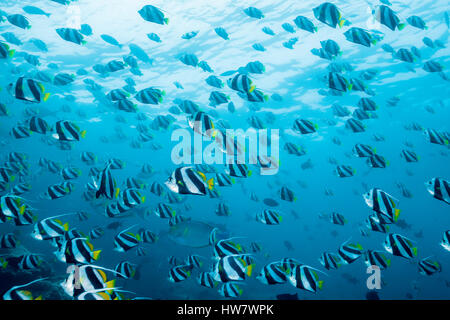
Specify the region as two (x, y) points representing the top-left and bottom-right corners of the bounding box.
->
(213, 238), (246, 258)
(61, 264), (118, 297)
(256, 209), (282, 225)
(56, 28), (86, 45)
(165, 166), (213, 195)
(425, 177), (449, 204)
(188, 111), (215, 137)
(115, 261), (136, 279)
(335, 165), (355, 177)
(363, 188), (400, 223)
(293, 119), (317, 134)
(55, 237), (101, 264)
(256, 262), (288, 285)
(8, 77), (49, 103)
(364, 250), (391, 270)
(213, 254), (254, 282)
(114, 225), (141, 252)
(227, 74), (255, 93)
(54, 120), (86, 141)
(313, 2), (346, 28)
(168, 265), (192, 283)
(319, 252), (342, 270)
(384, 233), (417, 259)
(218, 283), (243, 298)
(288, 264), (325, 293)
(418, 257), (441, 276)
(374, 5), (406, 31)
(198, 272), (217, 288)
(338, 240), (363, 264)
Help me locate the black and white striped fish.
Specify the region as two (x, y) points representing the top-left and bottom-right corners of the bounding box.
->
(425, 178), (449, 204)
(213, 254), (254, 282)
(165, 166), (214, 195)
(313, 2), (346, 28)
(198, 272), (217, 288)
(364, 188), (400, 222)
(256, 209), (282, 225)
(279, 186), (296, 202)
(154, 203), (176, 219)
(293, 119), (318, 134)
(56, 28), (86, 45)
(7, 77), (50, 103)
(353, 143), (375, 157)
(319, 252), (342, 270)
(54, 120), (86, 141)
(95, 164), (117, 199)
(213, 238), (246, 258)
(168, 265), (192, 283)
(338, 240), (363, 264)
(115, 261), (136, 279)
(335, 165), (355, 177)
(384, 233), (417, 259)
(374, 5), (406, 31)
(55, 237), (101, 264)
(364, 250), (391, 270)
(288, 264), (325, 293)
(257, 262), (289, 285)
(225, 163), (251, 178)
(113, 225), (141, 252)
(418, 257), (441, 276)
(367, 154), (388, 168)
(227, 74), (255, 93)
(218, 283), (243, 298)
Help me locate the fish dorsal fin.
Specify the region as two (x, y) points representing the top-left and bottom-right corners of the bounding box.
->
(197, 171), (206, 181)
(98, 270), (107, 282)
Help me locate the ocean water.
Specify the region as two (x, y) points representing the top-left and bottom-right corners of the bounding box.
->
(0, 0), (449, 300)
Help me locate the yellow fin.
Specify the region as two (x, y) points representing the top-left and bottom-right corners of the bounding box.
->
(106, 279), (115, 288)
(92, 250), (101, 260)
(246, 264), (254, 276)
(35, 295), (42, 300)
(207, 178), (214, 190)
(115, 188), (120, 198)
(81, 130), (87, 138)
(43, 93), (50, 102)
(63, 223), (69, 231)
(98, 270), (107, 282)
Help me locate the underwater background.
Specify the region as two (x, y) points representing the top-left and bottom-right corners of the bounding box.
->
(0, 0), (449, 300)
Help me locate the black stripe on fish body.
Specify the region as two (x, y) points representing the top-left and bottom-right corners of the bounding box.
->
(84, 266), (106, 290)
(15, 77), (25, 100)
(27, 79), (41, 102)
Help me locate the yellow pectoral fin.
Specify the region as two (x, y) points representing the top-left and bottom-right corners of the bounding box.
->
(207, 178), (214, 190)
(92, 250), (101, 260)
(81, 130), (87, 138)
(394, 209), (400, 221)
(43, 93), (50, 102)
(63, 223), (69, 231)
(106, 279), (115, 289)
(246, 264), (254, 276)
(35, 295), (42, 300)
(115, 188), (120, 198)
(318, 280), (324, 289)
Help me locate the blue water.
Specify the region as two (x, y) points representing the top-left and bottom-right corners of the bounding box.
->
(0, 0), (449, 300)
